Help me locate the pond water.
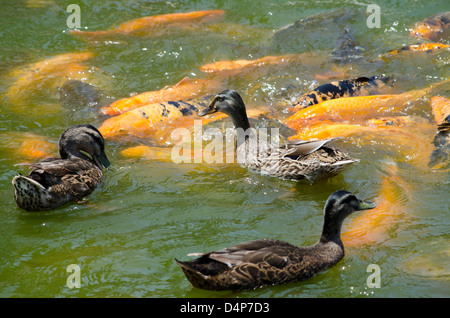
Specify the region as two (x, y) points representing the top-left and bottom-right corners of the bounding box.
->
(0, 0), (449, 298)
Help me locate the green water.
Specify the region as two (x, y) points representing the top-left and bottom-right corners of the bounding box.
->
(0, 0), (449, 298)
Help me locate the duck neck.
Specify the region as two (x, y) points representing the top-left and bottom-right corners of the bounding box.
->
(229, 111), (251, 132)
(319, 217), (344, 248)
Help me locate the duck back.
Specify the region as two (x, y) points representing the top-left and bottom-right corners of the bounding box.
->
(13, 158), (103, 211)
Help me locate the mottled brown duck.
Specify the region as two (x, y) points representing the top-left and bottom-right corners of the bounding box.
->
(198, 89), (358, 183)
(176, 190), (376, 291)
(12, 124), (110, 211)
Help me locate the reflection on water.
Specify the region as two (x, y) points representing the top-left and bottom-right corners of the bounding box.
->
(0, 0), (449, 298)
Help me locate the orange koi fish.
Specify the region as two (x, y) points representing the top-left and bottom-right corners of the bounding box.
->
(289, 118), (433, 141)
(285, 79), (449, 126)
(286, 94), (409, 126)
(366, 115), (431, 127)
(342, 162), (411, 246)
(382, 43), (450, 58)
(289, 76), (393, 112)
(100, 77), (222, 116)
(5, 52), (94, 109)
(121, 138), (238, 164)
(70, 10), (225, 40)
(289, 120), (367, 140)
(199, 54), (298, 73)
(410, 11), (450, 41)
(98, 98), (210, 140)
(100, 97), (268, 144)
(289, 117), (435, 168)
(0, 132), (57, 161)
(16, 138), (58, 160)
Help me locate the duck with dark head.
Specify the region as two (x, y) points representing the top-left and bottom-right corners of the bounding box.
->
(12, 124), (110, 211)
(198, 89), (358, 183)
(176, 190), (376, 291)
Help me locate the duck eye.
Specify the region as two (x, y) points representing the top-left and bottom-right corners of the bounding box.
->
(215, 96), (224, 102)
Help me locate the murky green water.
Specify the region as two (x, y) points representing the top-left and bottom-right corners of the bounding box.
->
(0, 0), (449, 298)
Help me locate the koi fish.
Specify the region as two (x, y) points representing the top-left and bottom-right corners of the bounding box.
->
(0, 132), (57, 161)
(381, 43), (450, 58)
(286, 95), (404, 126)
(342, 161), (411, 246)
(7, 52), (94, 82)
(199, 54), (298, 73)
(100, 97), (269, 144)
(366, 115), (432, 127)
(122, 140), (238, 164)
(121, 111), (277, 162)
(100, 77), (223, 116)
(70, 10), (225, 40)
(410, 11), (450, 41)
(98, 97), (213, 140)
(16, 139), (58, 161)
(285, 79), (449, 126)
(289, 118), (433, 140)
(4, 52), (94, 110)
(289, 117), (435, 168)
(289, 75), (394, 112)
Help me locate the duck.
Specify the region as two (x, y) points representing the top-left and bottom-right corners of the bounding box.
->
(176, 190), (376, 291)
(12, 124), (111, 211)
(198, 89), (358, 183)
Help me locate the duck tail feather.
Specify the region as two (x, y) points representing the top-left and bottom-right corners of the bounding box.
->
(12, 175), (50, 211)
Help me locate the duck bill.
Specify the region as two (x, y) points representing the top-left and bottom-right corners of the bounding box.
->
(97, 152), (111, 168)
(198, 99), (217, 117)
(357, 200), (376, 211)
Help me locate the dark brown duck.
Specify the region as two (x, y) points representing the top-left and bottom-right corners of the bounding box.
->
(176, 190), (375, 291)
(12, 124), (110, 211)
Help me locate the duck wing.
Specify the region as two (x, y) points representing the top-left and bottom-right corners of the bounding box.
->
(279, 138), (341, 158)
(28, 158), (102, 196)
(189, 239), (299, 269)
(29, 158), (94, 176)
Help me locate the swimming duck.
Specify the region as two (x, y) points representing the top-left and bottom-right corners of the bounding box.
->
(198, 89), (358, 183)
(176, 190), (376, 291)
(12, 124), (110, 211)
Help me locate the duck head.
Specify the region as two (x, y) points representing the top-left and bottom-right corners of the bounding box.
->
(320, 190), (376, 244)
(198, 89), (251, 130)
(59, 124), (111, 169)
